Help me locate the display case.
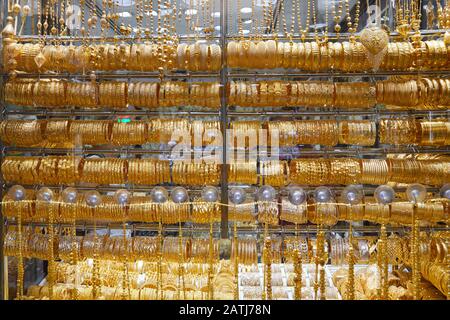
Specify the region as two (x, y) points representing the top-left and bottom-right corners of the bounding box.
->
(0, 0), (449, 300)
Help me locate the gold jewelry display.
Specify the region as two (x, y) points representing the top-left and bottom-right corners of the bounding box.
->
(1, 0), (449, 302)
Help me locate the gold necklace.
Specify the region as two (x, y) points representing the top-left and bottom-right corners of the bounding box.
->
(59, 0), (65, 37)
(333, 0), (342, 36)
(281, 0), (288, 38)
(149, 0), (154, 41)
(344, 0), (359, 41)
(251, 0), (256, 41)
(238, 0), (243, 39)
(411, 0), (421, 31)
(299, 0), (311, 42)
(156, 0), (164, 76)
(255, 0), (263, 41)
(262, 0), (268, 35)
(136, 0), (143, 39)
(100, 0), (107, 40)
(294, 0), (300, 37)
(396, 0), (411, 38)
(311, 0), (319, 43)
(268, 0), (275, 38)
(323, 0), (329, 44)
(353, 0), (360, 33)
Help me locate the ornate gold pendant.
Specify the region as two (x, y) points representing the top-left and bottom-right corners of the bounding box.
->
(360, 26), (389, 55)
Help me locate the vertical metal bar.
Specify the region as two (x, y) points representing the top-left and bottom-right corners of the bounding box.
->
(219, 0), (229, 239)
(0, 73), (6, 300)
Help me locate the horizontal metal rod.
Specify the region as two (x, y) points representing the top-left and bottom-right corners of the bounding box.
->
(3, 109), (449, 117)
(13, 35), (221, 42)
(1, 72), (220, 79)
(2, 183), (209, 192)
(3, 146), (450, 156)
(11, 29), (446, 42)
(3, 109), (222, 117)
(223, 185), (443, 193)
(227, 70), (450, 78)
(227, 110), (450, 117)
(227, 29), (449, 40)
(2, 147), (175, 154)
(2, 182), (442, 193)
(3, 70), (449, 80)
(5, 220), (449, 234)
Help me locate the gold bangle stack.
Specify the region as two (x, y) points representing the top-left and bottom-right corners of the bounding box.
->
(379, 119), (419, 145)
(7, 192), (446, 225)
(5, 118), (448, 148)
(289, 158), (360, 185)
(230, 238), (258, 266)
(128, 82), (220, 109)
(229, 121), (262, 146)
(421, 262), (448, 297)
(377, 78), (450, 109)
(3, 156), (450, 186)
(419, 120), (449, 146)
(172, 162), (221, 186)
(127, 196), (153, 222)
(81, 158), (127, 185)
(329, 238), (370, 265)
(280, 199), (308, 224)
(191, 199), (221, 224)
(335, 82), (376, 109)
(290, 158), (450, 186)
(66, 81), (98, 108)
(160, 201), (191, 224)
(5, 78), (450, 110)
(148, 118), (192, 144)
(297, 120), (339, 146)
(229, 81), (369, 108)
(228, 161), (258, 185)
(337, 202), (365, 222)
(191, 120), (222, 146)
(98, 82), (127, 108)
(268, 120), (339, 146)
(338, 120), (376, 146)
(225, 40), (448, 71)
(1, 156), (40, 185)
(6, 80), (221, 109)
(188, 82), (221, 109)
(4, 42), (221, 73)
(9, 43), (41, 73)
(260, 160), (287, 186)
(4, 80), (35, 105)
(190, 238), (219, 264)
(127, 159), (170, 185)
(228, 201), (256, 223)
(44, 120), (70, 145)
(308, 202), (339, 226)
(1, 191), (33, 222)
(360, 159), (390, 185)
(128, 82), (160, 108)
(3, 38), (449, 74)
(68, 120), (112, 145)
(257, 202), (279, 226)
(32, 80), (66, 108)
(376, 78), (420, 107)
(111, 122), (148, 145)
(0, 120), (44, 146)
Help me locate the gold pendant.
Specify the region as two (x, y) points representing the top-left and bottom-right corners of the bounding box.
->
(360, 26), (389, 55)
(34, 51), (47, 68)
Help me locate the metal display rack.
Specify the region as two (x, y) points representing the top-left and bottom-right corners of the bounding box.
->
(0, 0), (449, 300)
